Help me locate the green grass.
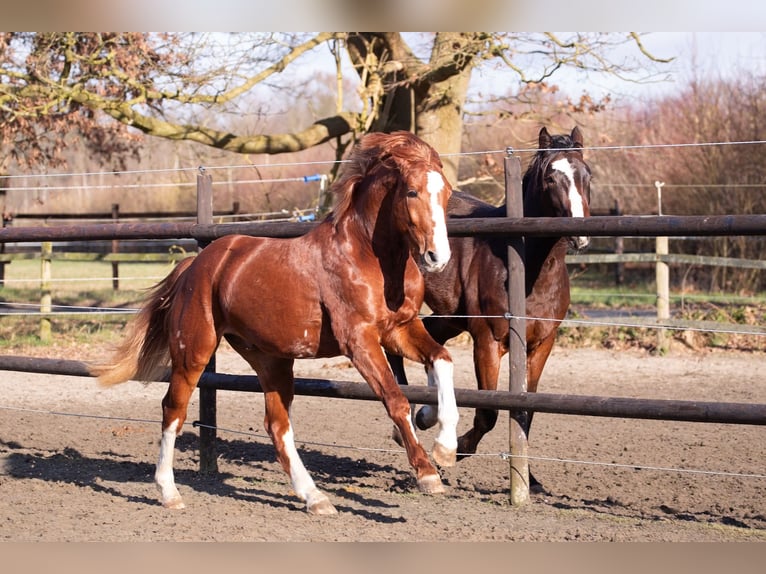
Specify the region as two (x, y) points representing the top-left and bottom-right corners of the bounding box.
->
(569, 286), (657, 308)
(2, 258), (177, 293)
(1, 258), (763, 352)
(0, 259), (175, 347)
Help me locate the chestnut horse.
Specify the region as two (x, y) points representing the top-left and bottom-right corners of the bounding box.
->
(389, 126), (591, 488)
(91, 131), (459, 515)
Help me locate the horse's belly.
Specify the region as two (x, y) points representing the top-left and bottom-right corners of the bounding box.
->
(227, 316), (325, 359)
(234, 313), (342, 359)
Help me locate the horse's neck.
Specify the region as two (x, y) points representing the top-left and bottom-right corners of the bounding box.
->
(339, 185), (409, 264)
(519, 188), (565, 289)
(524, 236), (568, 292)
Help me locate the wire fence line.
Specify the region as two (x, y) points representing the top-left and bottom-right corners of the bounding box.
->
(3, 138), (766, 192)
(2, 403), (763, 482)
(1, 301), (764, 338)
(1, 175), (328, 194)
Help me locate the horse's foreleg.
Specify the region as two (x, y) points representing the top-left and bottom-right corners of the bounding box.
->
(456, 332), (503, 459)
(385, 351), (416, 448)
(525, 332), (558, 492)
(387, 320), (458, 469)
(412, 316), (461, 435)
(426, 357), (458, 467)
(351, 334), (445, 493)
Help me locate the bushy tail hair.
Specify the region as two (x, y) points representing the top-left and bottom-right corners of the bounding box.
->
(90, 257), (195, 387)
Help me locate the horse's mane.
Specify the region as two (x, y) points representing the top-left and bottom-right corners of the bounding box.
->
(329, 131), (443, 226)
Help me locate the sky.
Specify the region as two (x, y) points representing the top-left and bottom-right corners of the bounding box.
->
(4, 4), (766, 119)
(465, 32), (766, 104)
(289, 32), (766, 110)
(591, 32), (766, 100)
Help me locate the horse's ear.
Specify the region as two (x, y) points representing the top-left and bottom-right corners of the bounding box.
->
(571, 126), (584, 149)
(538, 127), (552, 149)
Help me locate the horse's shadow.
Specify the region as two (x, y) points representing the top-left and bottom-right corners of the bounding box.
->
(0, 436), (408, 523)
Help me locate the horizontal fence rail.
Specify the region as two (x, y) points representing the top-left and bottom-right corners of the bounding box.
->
(2, 355), (765, 426)
(568, 252), (766, 270)
(2, 214), (766, 245)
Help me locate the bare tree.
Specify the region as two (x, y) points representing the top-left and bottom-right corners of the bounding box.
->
(1, 32), (671, 185)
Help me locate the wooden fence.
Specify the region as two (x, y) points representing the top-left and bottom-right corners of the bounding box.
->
(1, 161), (765, 506)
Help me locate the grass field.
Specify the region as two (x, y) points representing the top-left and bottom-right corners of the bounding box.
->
(0, 259), (177, 348)
(1, 258), (763, 352)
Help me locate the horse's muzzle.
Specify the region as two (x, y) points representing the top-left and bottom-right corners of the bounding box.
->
(569, 236), (590, 251)
(422, 249), (450, 272)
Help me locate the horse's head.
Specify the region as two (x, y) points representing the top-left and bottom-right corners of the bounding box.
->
(333, 131), (452, 272)
(525, 126), (592, 251)
(394, 145), (453, 272)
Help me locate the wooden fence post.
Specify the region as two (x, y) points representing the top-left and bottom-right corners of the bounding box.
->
(0, 214), (7, 289)
(111, 204), (120, 290)
(655, 181), (669, 353)
(612, 199), (624, 286)
(656, 235), (670, 353)
(40, 241), (52, 342)
(504, 148), (529, 506)
(196, 168), (219, 474)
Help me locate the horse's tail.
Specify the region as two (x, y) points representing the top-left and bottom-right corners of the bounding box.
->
(90, 257), (195, 387)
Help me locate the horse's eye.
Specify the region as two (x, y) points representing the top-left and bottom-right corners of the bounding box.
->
(406, 189), (419, 198)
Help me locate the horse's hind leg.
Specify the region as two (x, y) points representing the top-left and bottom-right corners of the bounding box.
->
(264, 380), (337, 515)
(156, 362), (211, 508)
(155, 325), (219, 508)
(225, 336), (336, 515)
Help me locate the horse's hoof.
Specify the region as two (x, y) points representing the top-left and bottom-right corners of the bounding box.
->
(417, 473), (445, 494)
(391, 425), (404, 448)
(162, 497), (186, 510)
(529, 471), (547, 495)
(308, 499), (338, 515)
(432, 441), (457, 468)
(456, 438), (477, 462)
(415, 406), (437, 430)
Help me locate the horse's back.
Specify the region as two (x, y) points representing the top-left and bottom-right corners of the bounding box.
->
(448, 190), (505, 219)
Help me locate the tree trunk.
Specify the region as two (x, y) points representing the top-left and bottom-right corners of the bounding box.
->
(414, 67), (472, 187)
(346, 32), (476, 186)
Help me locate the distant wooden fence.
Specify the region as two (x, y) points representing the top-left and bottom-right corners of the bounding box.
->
(566, 244), (766, 351)
(3, 215), (763, 350)
(0, 200), (304, 288)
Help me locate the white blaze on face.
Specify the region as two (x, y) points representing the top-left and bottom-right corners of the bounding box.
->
(551, 158), (589, 248)
(426, 170), (451, 270)
(551, 158), (584, 218)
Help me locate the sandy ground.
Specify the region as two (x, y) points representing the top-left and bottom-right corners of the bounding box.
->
(1, 339), (765, 542)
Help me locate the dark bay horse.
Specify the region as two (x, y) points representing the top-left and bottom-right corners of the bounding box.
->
(91, 131), (459, 515)
(389, 126), (591, 487)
